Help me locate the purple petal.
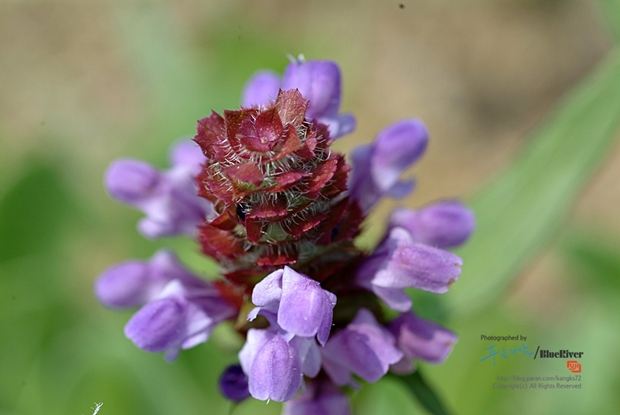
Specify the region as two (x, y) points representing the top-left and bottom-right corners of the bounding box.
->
(250, 267), (337, 345)
(348, 145), (414, 214)
(278, 267), (336, 346)
(300, 338), (322, 377)
(242, 70), (281, 107)
(95, 261), (152, 309)
(322, 309), (403, 385)
(138, 216), (183, 239)
(371, 228), (462, 293)
(105, 159), (160, 204)
(94, 250), (201, 309)
(389, 201), (475, 248)
(321, 113), (356, 140)
(282, 60), (342, 120)
(105, 141), (211, 239)
(239, 329), (273, 376)
(370, 119), (428, 191)
(136, 178), (210, 239)
(390, 357), (416, 375)
(384, 179), (416, 199)
(321, 356), (354, 388)
(349, 119), (428, 213)
(219, 364), (250, 402)
(147, 250), (207, 288)
(124, 295), (190, 354)
(389, 311), (457, 364)
(348, 145), (378, 212)
(369, 285), (413, 313)
(283, 379), (351, 415)
(356, 228), (462, 307)
(245, 330), (303, 402)
(169, 139), (207, 172)
(123, 276), (236, 361)
(251, 269), (284, 306)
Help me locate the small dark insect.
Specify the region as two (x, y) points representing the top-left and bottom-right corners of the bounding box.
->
(399, 3), (405, 9)
(236, 204), (247, 222)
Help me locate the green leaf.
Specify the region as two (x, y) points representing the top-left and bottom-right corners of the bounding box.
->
(445, 51), (620, 315)
(390, 370), (452, 415)
(599, 0), (620, 41)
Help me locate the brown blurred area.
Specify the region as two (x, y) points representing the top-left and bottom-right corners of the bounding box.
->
(0, 0), (617, 277)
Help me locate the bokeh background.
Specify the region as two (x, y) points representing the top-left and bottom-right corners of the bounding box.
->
(1, 1), (620, 414)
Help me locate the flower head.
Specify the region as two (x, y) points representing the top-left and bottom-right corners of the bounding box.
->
(96, 56), (474, 411)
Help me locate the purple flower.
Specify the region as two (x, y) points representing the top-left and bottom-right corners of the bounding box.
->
(238, 328), (321, 402)
(95, 249), (205, 309)
(282, 379), (351, 415)
(250, 266), (337, 346)
(321, 308), (403, 386)
(389, 311), (458, 374)
(99, 57), (474, 411)
(242, 57), (356, 139)
(105, 140), (212, 238)
(389, 200), (475, 248)
(349, 119), (428, 213)
(356, 227), (463, 312)
(123, 278), (236, 361)
(219, 364), (251, 402)
(241, 266), (333, 402)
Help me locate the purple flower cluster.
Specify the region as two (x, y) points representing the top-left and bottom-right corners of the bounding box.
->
(105, 141), (213, 238)
(96, 250), (237, 361)
(96, 57), (474, 414)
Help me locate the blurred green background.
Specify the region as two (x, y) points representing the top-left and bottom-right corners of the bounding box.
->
(1, 1), (620, 414)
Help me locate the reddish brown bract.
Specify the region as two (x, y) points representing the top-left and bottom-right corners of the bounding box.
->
(194, 89), (362, 283)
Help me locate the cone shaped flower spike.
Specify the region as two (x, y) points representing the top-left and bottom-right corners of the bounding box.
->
(97, 57), (474, 410)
